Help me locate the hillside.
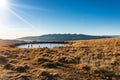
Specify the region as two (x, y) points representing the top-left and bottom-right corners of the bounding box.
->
(0, 38), (120, 80)
(0, 39), (24, 47)
(17, 34), (111, 41)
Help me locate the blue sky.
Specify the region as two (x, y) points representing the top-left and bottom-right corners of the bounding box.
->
(0, 0), (120, 39)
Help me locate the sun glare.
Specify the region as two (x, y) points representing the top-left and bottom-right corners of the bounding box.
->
(0, 0), (36, 39)
(0, 0), (9, 9)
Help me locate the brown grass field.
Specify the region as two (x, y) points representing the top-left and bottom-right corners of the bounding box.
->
(0, 38), (120, 80)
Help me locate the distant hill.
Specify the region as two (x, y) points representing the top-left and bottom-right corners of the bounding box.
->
(0, 39), (24, 47)
(17, 34), (112, 41)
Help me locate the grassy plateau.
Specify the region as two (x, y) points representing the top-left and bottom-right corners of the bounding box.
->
(0, 38), (120, 80)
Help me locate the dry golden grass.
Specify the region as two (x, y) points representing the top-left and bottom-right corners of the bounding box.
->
(0, 38), (120, 80)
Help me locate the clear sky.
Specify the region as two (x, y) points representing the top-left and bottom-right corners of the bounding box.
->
(0, 0), (120, 39)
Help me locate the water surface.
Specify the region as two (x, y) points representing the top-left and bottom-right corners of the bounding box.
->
(16, 43), (65, 48)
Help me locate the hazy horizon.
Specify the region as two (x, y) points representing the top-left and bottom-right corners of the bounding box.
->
(0, 0), (120, 39)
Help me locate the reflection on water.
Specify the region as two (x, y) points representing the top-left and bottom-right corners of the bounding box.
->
(16, 43), (65, 48)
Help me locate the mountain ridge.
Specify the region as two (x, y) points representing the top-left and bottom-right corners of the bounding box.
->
(17, 34), (113, 41)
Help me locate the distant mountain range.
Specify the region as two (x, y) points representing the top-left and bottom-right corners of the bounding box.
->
(16, 34), (118, 41)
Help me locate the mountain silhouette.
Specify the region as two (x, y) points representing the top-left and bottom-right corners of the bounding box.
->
(17, 34), (111, 41)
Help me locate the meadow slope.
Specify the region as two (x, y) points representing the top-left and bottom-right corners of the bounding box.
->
(0, 38), (120, 80)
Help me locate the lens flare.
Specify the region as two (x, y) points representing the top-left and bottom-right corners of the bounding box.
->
(0, 0), (40, 39)
(0, 0), (9, 9)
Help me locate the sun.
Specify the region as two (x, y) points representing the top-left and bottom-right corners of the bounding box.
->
(0, 0), (9, 9)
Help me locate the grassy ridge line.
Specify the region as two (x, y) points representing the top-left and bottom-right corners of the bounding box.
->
(0, 39), (25, 48)
(70, 37), (120, 46)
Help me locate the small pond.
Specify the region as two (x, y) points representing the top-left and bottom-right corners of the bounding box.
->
(16, 43), (66, 48)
